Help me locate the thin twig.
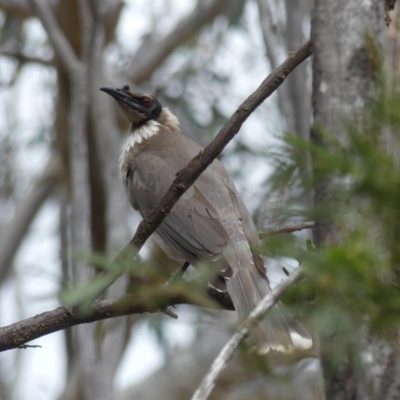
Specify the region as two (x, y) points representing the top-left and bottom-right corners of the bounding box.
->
(161, 308), (178, 319)
(191, 266), (304, 400)
(17, 344), (42, 349)
(259, 221), (315, 238)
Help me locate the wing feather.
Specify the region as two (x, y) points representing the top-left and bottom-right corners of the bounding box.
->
(127, 151), (229, 264)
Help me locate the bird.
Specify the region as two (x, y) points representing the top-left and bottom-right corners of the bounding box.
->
(100, 85), (313, 355)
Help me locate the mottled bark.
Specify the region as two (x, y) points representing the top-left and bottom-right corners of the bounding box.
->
(311, 1), (400, 399)
(311, 1), (384, 248)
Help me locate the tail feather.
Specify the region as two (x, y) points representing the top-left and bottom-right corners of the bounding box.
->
(226, 267), (313, 354)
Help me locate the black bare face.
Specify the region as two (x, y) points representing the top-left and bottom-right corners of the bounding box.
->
(100, 85), (162, 125)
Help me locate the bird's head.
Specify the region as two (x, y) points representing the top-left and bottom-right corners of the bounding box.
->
(100, 85), (162, 128)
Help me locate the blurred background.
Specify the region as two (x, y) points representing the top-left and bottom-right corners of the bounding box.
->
(2, 1), (396, 399)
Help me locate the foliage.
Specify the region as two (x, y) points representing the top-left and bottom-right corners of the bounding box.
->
(267, 75), (400, 358)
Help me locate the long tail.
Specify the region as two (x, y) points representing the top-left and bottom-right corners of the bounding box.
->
(226, 267), (313, 354)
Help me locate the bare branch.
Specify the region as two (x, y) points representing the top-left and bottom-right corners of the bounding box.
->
(27, 0), (81, 76)
(259, 221), (315, 238)
(191, 266), (304, 400)
(0, 47), (53, 65)
(127, 0), (238, 84)
(0, 284), (233, 352)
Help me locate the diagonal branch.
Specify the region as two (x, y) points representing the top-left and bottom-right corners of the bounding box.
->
(127, 0), (238, 84)
(133, 40), (312, 249)
(82, 40), (313, 303)
(191, 266), (304, 400)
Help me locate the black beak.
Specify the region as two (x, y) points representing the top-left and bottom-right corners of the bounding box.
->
(100, 86), (130, 103)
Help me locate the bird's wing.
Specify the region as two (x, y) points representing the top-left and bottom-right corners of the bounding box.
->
(127, 151), (230, 264)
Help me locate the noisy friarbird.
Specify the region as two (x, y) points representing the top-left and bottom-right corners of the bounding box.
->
(100, 85), (312, 355)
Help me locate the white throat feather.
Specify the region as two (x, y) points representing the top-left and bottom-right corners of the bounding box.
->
(129, 119), (161, 145)
(119, 119), (160, 170)
(119, 108), (180, 176)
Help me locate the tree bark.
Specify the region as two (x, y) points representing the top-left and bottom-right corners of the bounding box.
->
(311, 1), (400, 399)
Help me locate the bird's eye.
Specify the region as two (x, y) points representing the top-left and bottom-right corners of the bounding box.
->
(123, 84), (130, 91)
(141, 97), (152, 107)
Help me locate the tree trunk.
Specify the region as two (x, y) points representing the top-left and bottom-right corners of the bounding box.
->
(310, 1), (400, 399)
